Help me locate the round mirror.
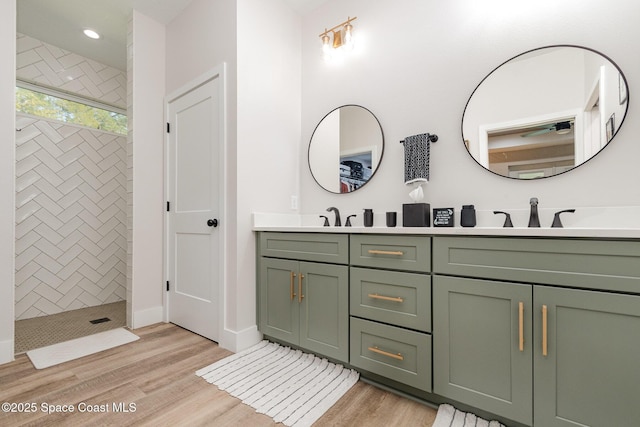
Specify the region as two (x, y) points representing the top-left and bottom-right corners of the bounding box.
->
(308, 105), (384, 193)
(462, 45), (629, 179)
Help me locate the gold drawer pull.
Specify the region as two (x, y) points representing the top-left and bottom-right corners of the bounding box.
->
(368, 346), (404, 361)
(368, 293), (404, 303)
(518, 301), (524, 352)
(290, 271), (296, 301)
(368, 249), (404, 256)
(542, 305), (548, 357)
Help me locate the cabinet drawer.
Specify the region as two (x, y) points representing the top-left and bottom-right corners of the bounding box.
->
(350, 317), (431, 392)
(434, 236), (640, 294)
(350, 267), (431, 332)
(259, 232), (348, 264)
(350, 234), (430, 272)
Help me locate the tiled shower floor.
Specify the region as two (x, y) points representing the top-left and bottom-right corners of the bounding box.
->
(14, 301), (126, 354)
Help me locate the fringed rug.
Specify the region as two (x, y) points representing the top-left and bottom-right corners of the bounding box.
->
(196, 340), (359, 427)
(433, 404), (505, 427)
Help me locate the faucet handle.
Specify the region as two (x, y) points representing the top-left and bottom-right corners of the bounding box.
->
(551, 209), (575, 228)
(319, 215), (330, 227)
(493, 211), (513, 227)
(345, 214), (357, 227)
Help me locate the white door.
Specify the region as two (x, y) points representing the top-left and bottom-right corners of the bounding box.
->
(166, 70), (224, 342)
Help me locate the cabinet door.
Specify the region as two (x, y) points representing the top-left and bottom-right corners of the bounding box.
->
(299, 262), (349, 362)
(433, 276), (533, 426)
(259, 258), (299, 344)
(534, 286), (640, 427)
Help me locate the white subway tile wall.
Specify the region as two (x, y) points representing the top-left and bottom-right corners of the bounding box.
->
(16, 33), (126, 109)
(15, 115), (126, 320)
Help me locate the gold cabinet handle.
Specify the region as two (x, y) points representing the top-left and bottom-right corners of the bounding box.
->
(290, 271), (296, 301)
(542, 305), (548, 357)
(368, 346), (404, 361)
(368, 293), (404, 303)
(368, 249), (404, 256)
(518, 301), (524, 352)
(298, 273), (304, 303)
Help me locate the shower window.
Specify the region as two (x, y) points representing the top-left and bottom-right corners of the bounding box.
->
(15, 84), (127, 135)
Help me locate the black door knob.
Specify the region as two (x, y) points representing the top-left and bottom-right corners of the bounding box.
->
(207, 219), (218, 227)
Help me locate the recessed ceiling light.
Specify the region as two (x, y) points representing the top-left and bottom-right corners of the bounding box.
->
(83, 29), (100, 39)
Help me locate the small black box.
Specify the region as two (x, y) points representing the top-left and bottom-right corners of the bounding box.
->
(402, 203), (431, 227)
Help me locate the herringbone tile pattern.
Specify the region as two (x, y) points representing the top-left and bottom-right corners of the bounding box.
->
(15, 114), (127, 320)
(16, 33), (126, 109)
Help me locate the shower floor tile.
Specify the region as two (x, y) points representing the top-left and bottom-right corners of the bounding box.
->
(14, 301), (126, 355)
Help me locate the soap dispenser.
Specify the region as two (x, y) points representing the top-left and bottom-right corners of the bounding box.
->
(363, 209), (373, 227)
(460, 205), (476, 227)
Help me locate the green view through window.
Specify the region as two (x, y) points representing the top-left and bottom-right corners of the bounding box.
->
(16, 86), (127, 135)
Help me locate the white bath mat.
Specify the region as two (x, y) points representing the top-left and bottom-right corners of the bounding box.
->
(433, 403), (505, 427)
(196, 340), (359, 427)
(27, 328), (139, 369)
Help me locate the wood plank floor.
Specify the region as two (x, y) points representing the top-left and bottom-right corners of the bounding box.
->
(0, 323), (437, 426)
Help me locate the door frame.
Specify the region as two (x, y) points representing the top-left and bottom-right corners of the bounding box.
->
(163, 64), (227, 338)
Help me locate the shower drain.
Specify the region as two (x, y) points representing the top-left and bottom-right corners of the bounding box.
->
(89, 317), (111, 324)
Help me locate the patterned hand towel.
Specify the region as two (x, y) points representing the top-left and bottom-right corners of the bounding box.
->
(402, 133), (430, 184)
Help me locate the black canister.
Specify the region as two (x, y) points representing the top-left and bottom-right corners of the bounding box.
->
(461, 205), (476, 227)
(386, 212), (397, 227)
(363, 209), (374, 227)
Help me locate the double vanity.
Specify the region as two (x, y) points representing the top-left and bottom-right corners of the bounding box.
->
(255, 225), (640, 427)
(258, 41), (639, 427)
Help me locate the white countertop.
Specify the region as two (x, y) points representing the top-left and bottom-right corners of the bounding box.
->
(252, 212), (640, 239)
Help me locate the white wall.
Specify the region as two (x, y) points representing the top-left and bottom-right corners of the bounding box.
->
(299, 0), (640, 227)
(0, 0), (16, 365)
(234, 0), (301, 349)
(129, 11), (166, 328)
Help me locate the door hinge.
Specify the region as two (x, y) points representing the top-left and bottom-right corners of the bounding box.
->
(166, 281), (170, 291)
(166, 201), (170, 212)
(166, 122), (170, 133)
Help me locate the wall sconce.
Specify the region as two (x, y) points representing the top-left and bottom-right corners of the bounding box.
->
(320, 16), (357, 60)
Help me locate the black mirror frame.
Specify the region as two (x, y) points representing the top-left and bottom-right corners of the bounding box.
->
(461, 44), (630, 180)
(308, 104), (385, 193)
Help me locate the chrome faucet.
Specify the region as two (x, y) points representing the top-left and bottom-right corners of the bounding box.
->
(326, 207), (341, 226)
(528, 198), (540, 227)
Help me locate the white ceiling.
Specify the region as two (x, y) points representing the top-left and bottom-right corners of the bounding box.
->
(17, 0), (327, 72)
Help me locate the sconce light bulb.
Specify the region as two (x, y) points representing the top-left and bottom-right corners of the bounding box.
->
(321, 33), (332, 60)
(344, 23), (354, 50)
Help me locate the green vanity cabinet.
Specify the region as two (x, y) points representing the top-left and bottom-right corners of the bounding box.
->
(433, 236), (640, 427)
(258, 233), (349, 363)
(433, 275), (533, 425)
(349, 234), (432, 393)
(533, 286), (640, 427)
(260, 257), (300, 344)
(257, 231), (640, 426)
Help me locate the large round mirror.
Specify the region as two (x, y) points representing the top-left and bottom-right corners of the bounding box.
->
(308, 105), (384, 193)
(462, 45), (629, 179)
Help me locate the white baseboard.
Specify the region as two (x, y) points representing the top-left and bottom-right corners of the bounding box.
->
(220, 325), (262, 353)
(0, 339), (15, 366)
(131, 305), (164, 329)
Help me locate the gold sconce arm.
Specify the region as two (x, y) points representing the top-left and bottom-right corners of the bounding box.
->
(319, 16), (357, 38)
